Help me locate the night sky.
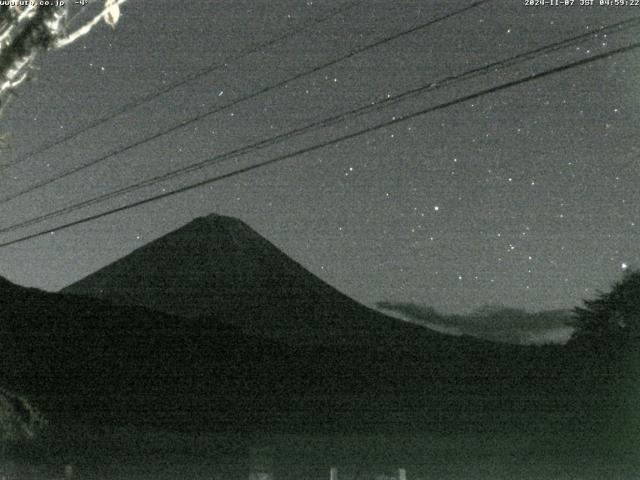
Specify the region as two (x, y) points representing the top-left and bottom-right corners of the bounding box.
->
(0, 0), (638, 314)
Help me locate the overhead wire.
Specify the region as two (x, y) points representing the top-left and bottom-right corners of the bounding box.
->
(0, 16), (638, 236)
(0, 0), (363, 171)
(1, 38), (637, 248)
(0, 0), (490, 205)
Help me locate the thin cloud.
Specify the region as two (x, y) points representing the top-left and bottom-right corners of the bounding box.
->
(377, 301), (575, 345)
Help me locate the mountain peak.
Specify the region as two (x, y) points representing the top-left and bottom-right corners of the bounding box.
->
(63, 213), (431, 345)
(181, 213), (262, 244)
(196, 212), (245, 225)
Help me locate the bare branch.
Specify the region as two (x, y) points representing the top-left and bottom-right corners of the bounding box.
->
(56, 0), (127, 48)
(0, 1), (128, 109)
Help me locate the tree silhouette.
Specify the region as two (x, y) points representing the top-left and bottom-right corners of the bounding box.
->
(571, 269), (640, 346)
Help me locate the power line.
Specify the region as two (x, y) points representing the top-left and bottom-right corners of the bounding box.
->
(1, 39), (637, 249)
(0, 1), (363, 172)
(1, 17), (638, 235)
(0, 0), (490, 205)
(364, 16), (640, 116)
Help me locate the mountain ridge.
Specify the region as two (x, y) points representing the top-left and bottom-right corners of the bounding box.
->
(3, 273), (637, 446)
(62, 213), (441, 345)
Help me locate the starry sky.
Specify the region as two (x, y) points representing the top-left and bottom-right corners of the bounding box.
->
(0, 0), (638, 314)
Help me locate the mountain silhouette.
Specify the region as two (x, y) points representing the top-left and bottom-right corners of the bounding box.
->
(62, 213), (437, 345)
(2, 275), (384, 432)
(0, 275), (508, 434)
(4, 213), (638, 448)
(2, 272), (638, 467)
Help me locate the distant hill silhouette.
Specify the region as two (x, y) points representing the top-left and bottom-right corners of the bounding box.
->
(4, 273), (638, 439)
(62, 214), (440, 346)
(1, 275), (290, 430)
(3, 274), (487, 433)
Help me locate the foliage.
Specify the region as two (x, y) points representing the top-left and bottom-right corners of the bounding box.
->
(0, 0), (126, 112)
(0, 387), (46, 444)
(571, 269), (640, 346)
